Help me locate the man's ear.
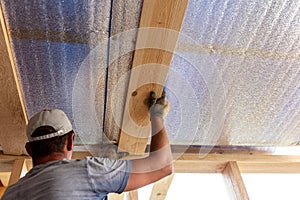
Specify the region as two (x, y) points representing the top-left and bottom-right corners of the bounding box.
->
(66, 132), (75, 151)
(25, 142), (32, 157)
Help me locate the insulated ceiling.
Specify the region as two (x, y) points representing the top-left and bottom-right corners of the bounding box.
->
(0, 0), (299, 150)
(164, 0), (300, 146)
(0, 0), (143, 145)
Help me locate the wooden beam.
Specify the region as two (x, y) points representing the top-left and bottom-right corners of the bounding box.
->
(0, 172), (10, 186)
(222, 161), (249, 200)
(173, 153), (300, 173)
(25, 159), (33, 171)
(71, 151), (300, 173)
(129, 190), (138, 200)
(0, 153), (30, 160)
(0, 180), (6, 198)
(3, 151), (300, 173)
(0, 4), (28, 155)
(0, 159), (14, 172)
(149, 174), (174, 200)
(118, 0), (189, 155)
(108, 192), (125, 200)
(8, 159), (25, 186)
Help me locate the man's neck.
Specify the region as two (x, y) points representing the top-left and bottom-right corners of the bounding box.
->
(33, 152), (67, 166)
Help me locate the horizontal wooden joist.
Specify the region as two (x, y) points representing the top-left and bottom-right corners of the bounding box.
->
(67, 150), (300, 173)
(2, 148), (300, 173)
(173, 153), (300, 173)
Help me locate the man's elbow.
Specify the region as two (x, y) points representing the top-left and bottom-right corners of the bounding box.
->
(162, 163), (173, 177)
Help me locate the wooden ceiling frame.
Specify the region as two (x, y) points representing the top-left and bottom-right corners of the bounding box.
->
(117, 0), (189, 155)
(0, 3), (28, 155)
(2, 152), (300, 199)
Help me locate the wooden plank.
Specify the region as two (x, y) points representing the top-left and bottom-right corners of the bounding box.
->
(8, 159), (25, 186)
(0, 4), (28, 155)
(108, 192), (125, 200)
(173, 153), (300, 173)
(71, 151), (300, 173)
(0, 180), (6, 198)
(174, 160), (228, 173)
(25, 159), (33, 171)
(222, 162), (250, 200)
(237, 162), (300, 173)
(118, 0), (189, 154)
(3, 151), (300, 173)
(175, 153), (300, 163)
(149, 174), (174, 200)
(0, 172), (11, 186)
(0, 153), (30, 159)
(0, 159), (14, 172)
(129, 190), (138, 200)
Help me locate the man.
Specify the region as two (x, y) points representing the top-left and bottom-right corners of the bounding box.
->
(2, 92), (172, 199)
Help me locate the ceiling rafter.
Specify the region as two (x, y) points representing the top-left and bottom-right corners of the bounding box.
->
(117, 0), (189, 155)
(0, 3), (27, 155)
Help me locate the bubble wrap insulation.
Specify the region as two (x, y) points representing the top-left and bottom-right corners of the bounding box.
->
(1, 0), (111, 143)
(165, 0), (300, 145)
(1, 0), (300, 146)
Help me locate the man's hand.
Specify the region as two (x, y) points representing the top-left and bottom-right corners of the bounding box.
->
(149, 91), (170, 120)
(124, 91), (173, 191)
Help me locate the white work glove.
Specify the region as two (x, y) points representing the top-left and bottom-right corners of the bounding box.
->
(149, 91), (170, 120)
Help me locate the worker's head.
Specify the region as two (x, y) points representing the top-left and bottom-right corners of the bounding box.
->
(25, 109), (75, 163)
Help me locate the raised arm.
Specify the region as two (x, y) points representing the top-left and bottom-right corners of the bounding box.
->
(124, 91), (173, 191)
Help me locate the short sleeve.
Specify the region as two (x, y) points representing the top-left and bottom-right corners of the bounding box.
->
(86, 157), (132, 194)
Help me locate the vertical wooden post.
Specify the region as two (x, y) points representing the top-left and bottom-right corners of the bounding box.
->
(129, 190), (138, 200)
(8, 159), (26, 186)
(108, 192), (125, 200)
(0, 180), (6, 198)
(222, 161), (250, 200)
(150, 174), (174, 200)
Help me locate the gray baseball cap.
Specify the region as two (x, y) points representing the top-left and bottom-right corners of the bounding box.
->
(26, 109), (73, 142)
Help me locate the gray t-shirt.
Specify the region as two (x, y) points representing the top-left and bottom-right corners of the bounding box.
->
(2, 157), (132, 200)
